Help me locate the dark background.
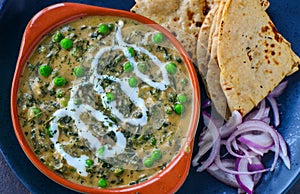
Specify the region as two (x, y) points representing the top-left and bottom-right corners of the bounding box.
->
(1, 0), (300, 193)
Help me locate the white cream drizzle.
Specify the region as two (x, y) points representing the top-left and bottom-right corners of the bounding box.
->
(48, 20), (172, 176)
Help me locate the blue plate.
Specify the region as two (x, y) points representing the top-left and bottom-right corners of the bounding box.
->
(1, 0), (300, 193)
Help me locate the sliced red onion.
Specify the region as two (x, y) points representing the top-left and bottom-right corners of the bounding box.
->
(277, 131), (288, 157)
(252, 100), (266, 120)
(202, 111), (220, 139)
(270, 144), (291, 170)
(244, 100), (269, 121)
(196, 135), (221, 172)
(235, 158), (255, 194)
(193, 127), (215, 166)
(280, 150), (291, 170)
(208, 159), (236, 170)
(268, 81), (288, 98)
(253, 172), (262, 184)
(214, 149), (270, 175)
(238, 146), (257, 164)
(207, 162), (219, 171)
(261, 116), (271, 124)
(238, 132), (274, 150)
(238, 188), (246, 194)
(262, 107), (271, 119)
(248, 156), (264, 171)
(226, 136), (257, 161)
(220, 110), (243, 138)
(202, 98), (212, 109)
(233, 120), (280, 171)
(207, 159), (240, 188)
(192, 112), (220, 167)
(267, 96), (280, 127)
(232, 138), (239, 151)
(247, 146), (269, 156)
(193, 81), (290, 193)
(266, 81), (288, 127)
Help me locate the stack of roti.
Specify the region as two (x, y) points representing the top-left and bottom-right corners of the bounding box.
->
(131, 0), (300, 118)
(131, 0), (215, 62)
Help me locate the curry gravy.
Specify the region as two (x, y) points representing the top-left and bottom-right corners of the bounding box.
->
(17, 16), (194, 188)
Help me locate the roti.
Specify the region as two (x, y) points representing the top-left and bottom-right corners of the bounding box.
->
(196, 3), (219, 80)
(217, 0), (300, 116)
(198, 0), (270, 118)
(131, 0), (211, 62)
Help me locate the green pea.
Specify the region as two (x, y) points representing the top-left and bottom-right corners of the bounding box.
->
(60, 38), (73, 50)
(127, 47), (135, 57)
(165, 62), (177, 75)
(123, 62), (134, 72)
(39, 65), (52, 77)
(137, 62), (147, 73)
(151, 149), (162, 161)
(143, 157), (154, 168)
(98, 24), (109, 35)
(85, 159), (94, 168)
(174, 103), (185, 115)
(177, 94), (187, 104)
(30, 107), (42, 117)
(98, 178), (108, 188)
(52, 32), (63, 42)
(33, 107), (41, 115)
(128, 77), (138, 88)
(53, 77), (67, 87)
(98, 146), (105, 155)
(106, 92), (115, 102)
(56, 89), (65, 98)
(73, 66), (85, 77)
(153, 32), (165, 44)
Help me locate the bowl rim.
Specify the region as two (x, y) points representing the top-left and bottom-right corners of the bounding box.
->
(10, 2), (201, 193)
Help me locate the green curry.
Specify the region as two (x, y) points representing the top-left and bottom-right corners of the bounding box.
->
(17, 16), (194, 188)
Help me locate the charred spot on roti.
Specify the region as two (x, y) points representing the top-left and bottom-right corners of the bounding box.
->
(261, 26), (269, 33)
(202, 5), (211, 16)
(237, 108), (245, 116)
(268, 21), (283, 43)
(272, 58), (279, 65)
(187, 10), (195, 21)
(275, 34), (283, 43)
(264, 69), (273, 74)
(196, 21), (202, 27)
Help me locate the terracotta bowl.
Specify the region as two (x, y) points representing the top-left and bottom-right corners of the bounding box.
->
(10, 3), (200, 193)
